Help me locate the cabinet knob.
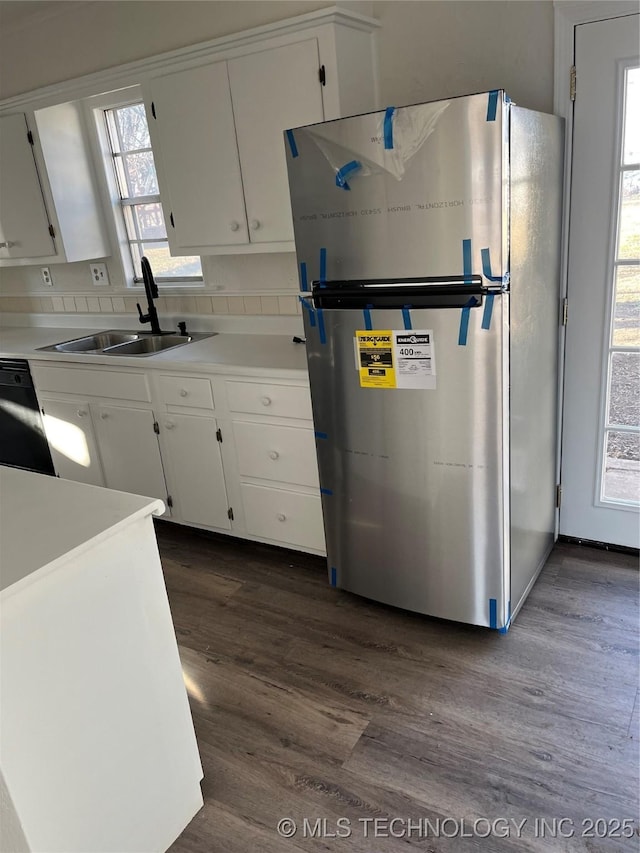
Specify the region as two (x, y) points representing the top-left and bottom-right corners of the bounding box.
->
(277, 513), (286, 522)
(249, 219), (261, 231)
(179, 389), (188, 397)
(100, 412), (109, 420)
(230, 221), (241, 232)
(77, 409), (87, 418)
(268, 450), (279, 460)
(165, 421), (175, 430)
(260, 396), (272, 406)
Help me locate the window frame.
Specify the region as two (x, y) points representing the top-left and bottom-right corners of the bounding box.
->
(83, 86), (204, 290)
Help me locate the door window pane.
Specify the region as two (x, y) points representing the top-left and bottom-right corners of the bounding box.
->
(122, 152), (158, 197)
(116, 103), (151, 150)
(623, 66), (639, 165)
(618, 170), (640, 259)
(603, 430), (640, 502)
(607, 352), (640, 427)
(612, 265), (640, 346)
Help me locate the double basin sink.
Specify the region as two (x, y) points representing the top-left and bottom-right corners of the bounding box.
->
(38, 330), (215, 357)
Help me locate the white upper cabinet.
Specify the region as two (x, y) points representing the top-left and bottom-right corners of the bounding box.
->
(0, 104), (109, 266)
(144, 11), (378, 255)
(145, 62), (248, 251)
(227, 40), (325, 245)
(0, 113), (55, 260)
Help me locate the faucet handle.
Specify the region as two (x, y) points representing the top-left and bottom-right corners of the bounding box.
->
(136, 302), (150, 324)
(177, 321), (187, 336)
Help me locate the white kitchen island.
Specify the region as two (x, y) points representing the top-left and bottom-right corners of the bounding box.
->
(0, 467), (203, 852)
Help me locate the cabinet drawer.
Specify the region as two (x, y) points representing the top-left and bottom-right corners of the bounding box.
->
(157, 375), (214, 409)
(226, 381), (312, 420)
(234, 421), (318, 487)
(30, 365), (150, 402)
(241, 483), (325, 552)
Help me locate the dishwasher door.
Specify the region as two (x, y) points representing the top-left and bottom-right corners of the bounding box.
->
(0, 360), (54, 475)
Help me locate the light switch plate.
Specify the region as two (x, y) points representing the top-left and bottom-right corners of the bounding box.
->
(90, 263), (110, 286)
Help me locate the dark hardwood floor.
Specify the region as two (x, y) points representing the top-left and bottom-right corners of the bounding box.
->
(157, 523), (639, 852)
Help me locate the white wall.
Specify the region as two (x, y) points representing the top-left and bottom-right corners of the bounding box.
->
(0, 0), (554, 310)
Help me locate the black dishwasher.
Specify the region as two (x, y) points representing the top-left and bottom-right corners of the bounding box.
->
(0, 359), (54, 475)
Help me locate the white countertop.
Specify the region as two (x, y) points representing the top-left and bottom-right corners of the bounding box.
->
(0, 326), (310, 377)
(0, 467), (164, 596)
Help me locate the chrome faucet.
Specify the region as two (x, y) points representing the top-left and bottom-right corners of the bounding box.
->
(137, 256), (163, 335)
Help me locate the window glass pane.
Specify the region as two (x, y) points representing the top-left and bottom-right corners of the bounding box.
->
(607, 351), (640, 427)
(602, 430), (640, 503)
(122, 152), (158, 197)
(612, 265), (640, 346)
(131, 203), (166, 240)
(623, 66), (639, 165)
(618, 170), (640, 259)
(105, 110), (121, 154)
(113, 154), (129, 199)
(141, 242), (202, 278)
(116, 104), (150, 150)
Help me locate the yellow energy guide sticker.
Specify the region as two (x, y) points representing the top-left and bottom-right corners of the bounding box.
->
(356, 331), (395, 388)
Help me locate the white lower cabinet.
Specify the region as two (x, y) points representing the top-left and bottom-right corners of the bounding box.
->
(241, 483), (325, 553)
(31, 362), (325, 555)
(159, 413), (230, 530)
(93, 404), (167, 502)
(39, 396), (105, 487)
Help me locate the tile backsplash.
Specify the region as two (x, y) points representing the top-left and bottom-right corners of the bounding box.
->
(0, 293), (301, 317)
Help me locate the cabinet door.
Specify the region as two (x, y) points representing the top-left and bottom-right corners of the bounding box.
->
(146, 62), (248, 252)
(160, 414), (231, 530)
(93, 405), (168, 502)
(0, 114), (55, 259)
(228, 40), (325, 244)
(40, 397), (104, 487)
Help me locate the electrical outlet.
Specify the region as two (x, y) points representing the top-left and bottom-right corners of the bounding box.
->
(90, 263), (110, 286)
(41, 267), (53, 286)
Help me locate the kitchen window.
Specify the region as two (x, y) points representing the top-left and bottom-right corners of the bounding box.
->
(88, 90), (202, 287)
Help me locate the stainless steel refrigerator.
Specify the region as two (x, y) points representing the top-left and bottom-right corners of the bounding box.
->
(285, 91), (564, 631)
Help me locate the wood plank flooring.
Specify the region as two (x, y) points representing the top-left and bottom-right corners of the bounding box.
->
(156, 523), (639, 852)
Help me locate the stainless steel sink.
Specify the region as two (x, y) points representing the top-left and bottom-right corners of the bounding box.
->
(37, 330), (215, 357)
(40, 331), (141, 353)
(104, 334), (200, 356)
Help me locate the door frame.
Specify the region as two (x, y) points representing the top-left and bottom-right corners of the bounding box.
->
(553, 0), (639, 534)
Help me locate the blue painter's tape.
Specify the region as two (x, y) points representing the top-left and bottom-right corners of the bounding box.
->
(458, 239), (475, 346)
(402, 306), (412, 330)
(315, 431), (328, 440)
(482, 294), (494, 330)
(481, 247), (507, 283)
(300, 261), (308, 292)
(285, 128), (299, 158)
(487, 90), (499, 121)
(319, 247), (327, 284)
(489, 598), (498, 630)
(498, 600), (512, 634)
(320, 488), (333, 496)
(335, 160), (362, 190)
(330, 567), (337, 587)
(463, 238), (473, 284)
(317, 307), (326, 344)
(299, 295), (316, 327)
(384, 106), (396, 149)
(363, 306), (373, 330)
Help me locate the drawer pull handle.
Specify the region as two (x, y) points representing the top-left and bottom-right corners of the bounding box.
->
(165, 421), (175, 430)
(261, 396), (272, 406)
(277, 513), (286, 522)
(179, 389), (188, 397)
(268, 450), (279, 460)
(77, 409), (87, 418)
